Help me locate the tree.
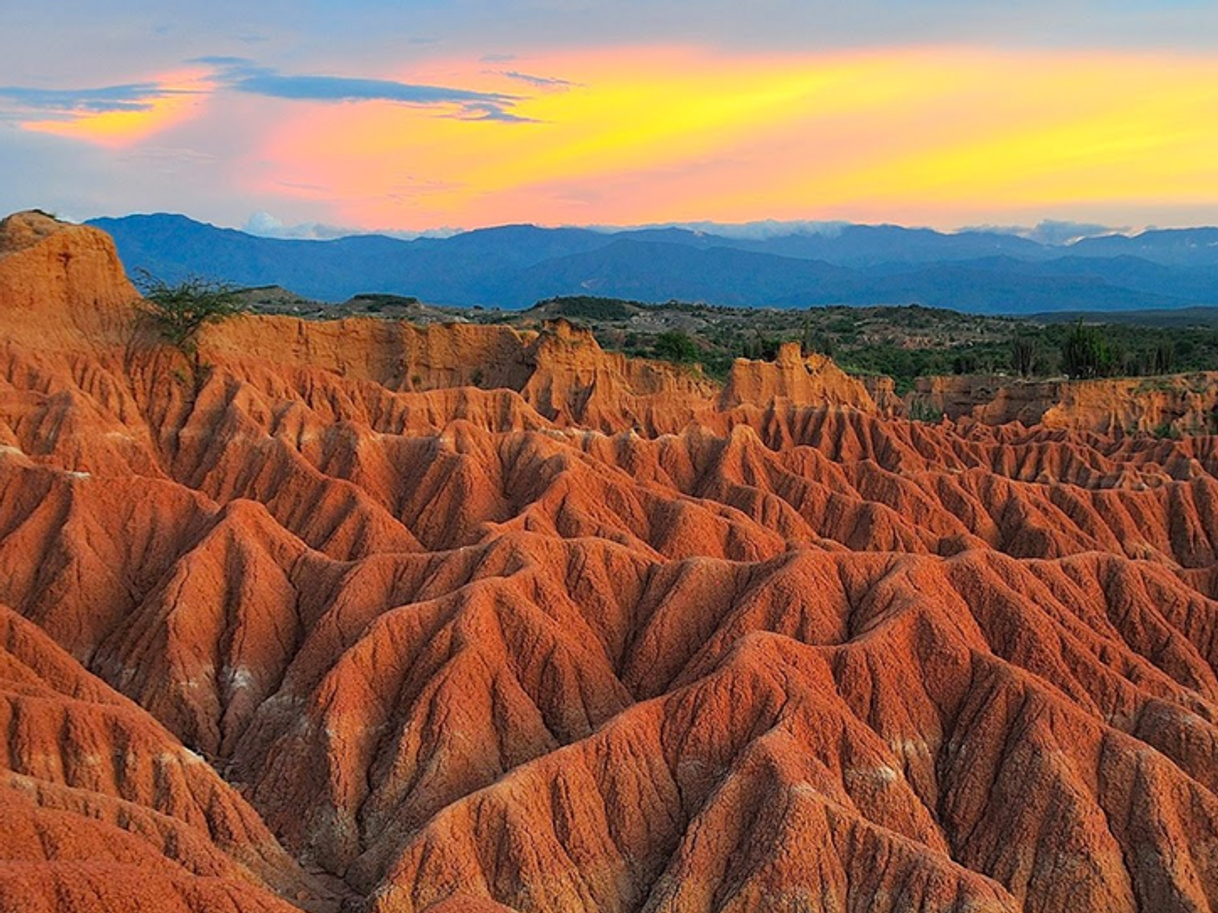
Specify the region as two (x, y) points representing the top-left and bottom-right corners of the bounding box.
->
(1010, 334), (1037, 378)
(133, 270), (245, 353)
(1060, 320), (1114, 379)
(653, 329), (699, 363)
(801, 318), (833, 358)
(753, 329), (781, 361)
(952, 351), (978, 375)
(1153, 340), (1176, 375)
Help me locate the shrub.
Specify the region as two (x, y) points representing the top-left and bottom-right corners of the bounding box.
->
(1152, 340), (1176, 375)
(542, 296), (637, 321)
(351, 293), (420, 309)
(1060, 320), (1116, 379)
(653, 329), (699, 363)
(908, 400), (945, 423)
(1010, 334), (1037, 377)
(952, 352), (978, 375)
(134, 270), (244, 352)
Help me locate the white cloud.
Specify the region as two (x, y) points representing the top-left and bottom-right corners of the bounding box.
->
(242, 211), (461, 240)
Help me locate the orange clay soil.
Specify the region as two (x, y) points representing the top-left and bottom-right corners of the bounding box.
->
(1, 210), (1217, 913)
(911, 371), (1218, 434)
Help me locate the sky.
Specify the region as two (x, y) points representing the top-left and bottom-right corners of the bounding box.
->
(1, 0), (1217, 236)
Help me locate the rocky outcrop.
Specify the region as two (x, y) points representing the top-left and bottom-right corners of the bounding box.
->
(721, 341), (877, 412)
(0, 210), (136, 349)
(910, 372), (1218, 434)
(2, 213), (1218, 913)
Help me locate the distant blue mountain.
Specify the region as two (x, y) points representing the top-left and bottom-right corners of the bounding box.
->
(86, 213), (1218, 313)
(1067, 228), (1218, 267)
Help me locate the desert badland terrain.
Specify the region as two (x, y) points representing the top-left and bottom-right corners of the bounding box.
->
(1, 211), (1217, 913)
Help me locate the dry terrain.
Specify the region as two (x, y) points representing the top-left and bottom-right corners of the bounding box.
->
(1, 211), (1217, 913)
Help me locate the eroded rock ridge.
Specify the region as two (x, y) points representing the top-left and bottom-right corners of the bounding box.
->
(1, 212), (1217, 913)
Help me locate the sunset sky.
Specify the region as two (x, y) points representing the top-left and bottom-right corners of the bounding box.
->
(2, 1), (1217, 236)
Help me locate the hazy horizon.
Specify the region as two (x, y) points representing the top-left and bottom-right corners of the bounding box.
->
(75, 210), (1192, 247)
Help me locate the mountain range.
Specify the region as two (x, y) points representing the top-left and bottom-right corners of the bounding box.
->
(87, 213), (1218, 313)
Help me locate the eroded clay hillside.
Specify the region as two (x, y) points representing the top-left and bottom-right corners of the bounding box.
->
(903, 371), (1218, 435)
(1, 211), (1217, 913)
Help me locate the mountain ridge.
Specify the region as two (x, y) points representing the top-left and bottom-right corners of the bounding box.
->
(87, 213), (1218, 312)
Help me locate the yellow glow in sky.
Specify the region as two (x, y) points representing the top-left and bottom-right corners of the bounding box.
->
(249, 47), (1218, 229)
(15, 48), (1218, 228)
(21, 69), (210, 148)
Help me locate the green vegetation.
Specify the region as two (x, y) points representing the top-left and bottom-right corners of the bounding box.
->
(349, 293), (420, 312)
(1010, 333), (1037, 378)
(652, 329), (700, 363)
(1060, 320), (1116, 378)
(908, 401), (947, 423)
(1153, 341), (1176, 375)
(536, 295), (640, 321)
(134, 270), (244, 353)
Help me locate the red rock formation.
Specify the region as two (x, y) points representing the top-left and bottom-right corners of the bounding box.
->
(911, 371), (1218, 434)
(1, 211), (1218, 913)
(0, 210), (135, 350)
(0, 603), (339, 913)
(720, 341), (877, 412)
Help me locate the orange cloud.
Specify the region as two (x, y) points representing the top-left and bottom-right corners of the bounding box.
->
(19, 69), (211, 148)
